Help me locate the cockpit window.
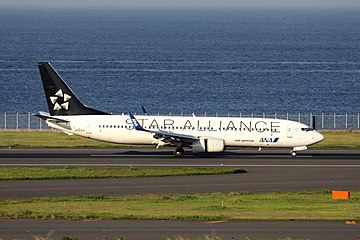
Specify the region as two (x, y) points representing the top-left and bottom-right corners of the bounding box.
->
(301, 127), (313, 132)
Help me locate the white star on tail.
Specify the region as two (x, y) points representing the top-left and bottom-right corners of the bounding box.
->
(49, 89), (71, 111)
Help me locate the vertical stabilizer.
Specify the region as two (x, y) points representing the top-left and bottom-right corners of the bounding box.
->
(38, 62), (109, 116)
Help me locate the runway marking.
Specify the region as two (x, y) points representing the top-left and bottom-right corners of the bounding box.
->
(90, 154), (313, 158)
(1, 164), (360, 168)
(91, 154), (173, 157)
(207, 220), (228, 224)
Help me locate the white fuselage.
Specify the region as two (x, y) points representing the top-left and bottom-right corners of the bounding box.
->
(46, 114), (324, 149)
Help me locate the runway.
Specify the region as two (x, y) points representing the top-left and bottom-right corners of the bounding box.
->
(0, 148), (359, 199)
(0, 219), (359, 240)
(1, 147), (360, 165)
(0, 148), (359, 239)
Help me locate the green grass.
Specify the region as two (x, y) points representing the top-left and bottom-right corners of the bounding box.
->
(1, 191), (359, 221)
(312, 130), (360, 148)
(0, 131), (128, 148)
(1, 130), (360, 148)
(0, 167), (246, 181)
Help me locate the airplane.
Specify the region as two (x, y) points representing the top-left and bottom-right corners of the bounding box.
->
(35, 62), (324, 157)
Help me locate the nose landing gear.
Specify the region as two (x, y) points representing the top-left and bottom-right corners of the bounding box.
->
(290, 146), (307, 157)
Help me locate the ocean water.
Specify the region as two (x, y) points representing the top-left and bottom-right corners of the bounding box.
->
(0, 8), (359, 114)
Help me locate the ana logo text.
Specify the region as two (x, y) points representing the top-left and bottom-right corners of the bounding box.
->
(259, 137), (279, 143)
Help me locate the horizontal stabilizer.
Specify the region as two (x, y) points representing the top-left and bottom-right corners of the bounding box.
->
(34, 111), (69, 123)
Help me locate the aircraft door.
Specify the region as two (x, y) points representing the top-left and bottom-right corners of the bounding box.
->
(287, 124), (293, 138)
(86, 122), (92, 134)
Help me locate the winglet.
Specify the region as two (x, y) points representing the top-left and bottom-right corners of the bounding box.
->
(140, 106), (148, 115)
(128, 112), (144, 131)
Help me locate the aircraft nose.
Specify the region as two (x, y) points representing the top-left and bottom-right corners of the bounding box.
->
(313, 131), (324, 144)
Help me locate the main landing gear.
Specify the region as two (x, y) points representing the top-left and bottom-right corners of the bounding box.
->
(290, 151), (297, 157)
(174, 147), (184, 157)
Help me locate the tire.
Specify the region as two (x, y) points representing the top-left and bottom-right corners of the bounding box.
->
(174, 147), (184, 157)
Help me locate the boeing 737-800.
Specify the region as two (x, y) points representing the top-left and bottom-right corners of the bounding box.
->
(35, 62), (324, 157)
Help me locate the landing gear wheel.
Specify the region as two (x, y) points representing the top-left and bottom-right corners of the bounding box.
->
(174, 147), (184, 157)
(291, 151), (297, 157)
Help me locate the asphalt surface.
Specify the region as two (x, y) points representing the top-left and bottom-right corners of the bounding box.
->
(0, 148), (359, 199)
(0, 148), (359, 240)
(0, 219), (359, 240)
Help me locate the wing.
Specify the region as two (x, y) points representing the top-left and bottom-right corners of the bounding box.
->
(128, 112), (198, 146)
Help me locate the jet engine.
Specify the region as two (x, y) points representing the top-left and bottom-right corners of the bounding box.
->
(192, 137), (225, 153)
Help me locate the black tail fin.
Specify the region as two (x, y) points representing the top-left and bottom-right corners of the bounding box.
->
(38, 62), (109, 116)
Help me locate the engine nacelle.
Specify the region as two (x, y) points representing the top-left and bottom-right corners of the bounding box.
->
(192, 137), (225, 153)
